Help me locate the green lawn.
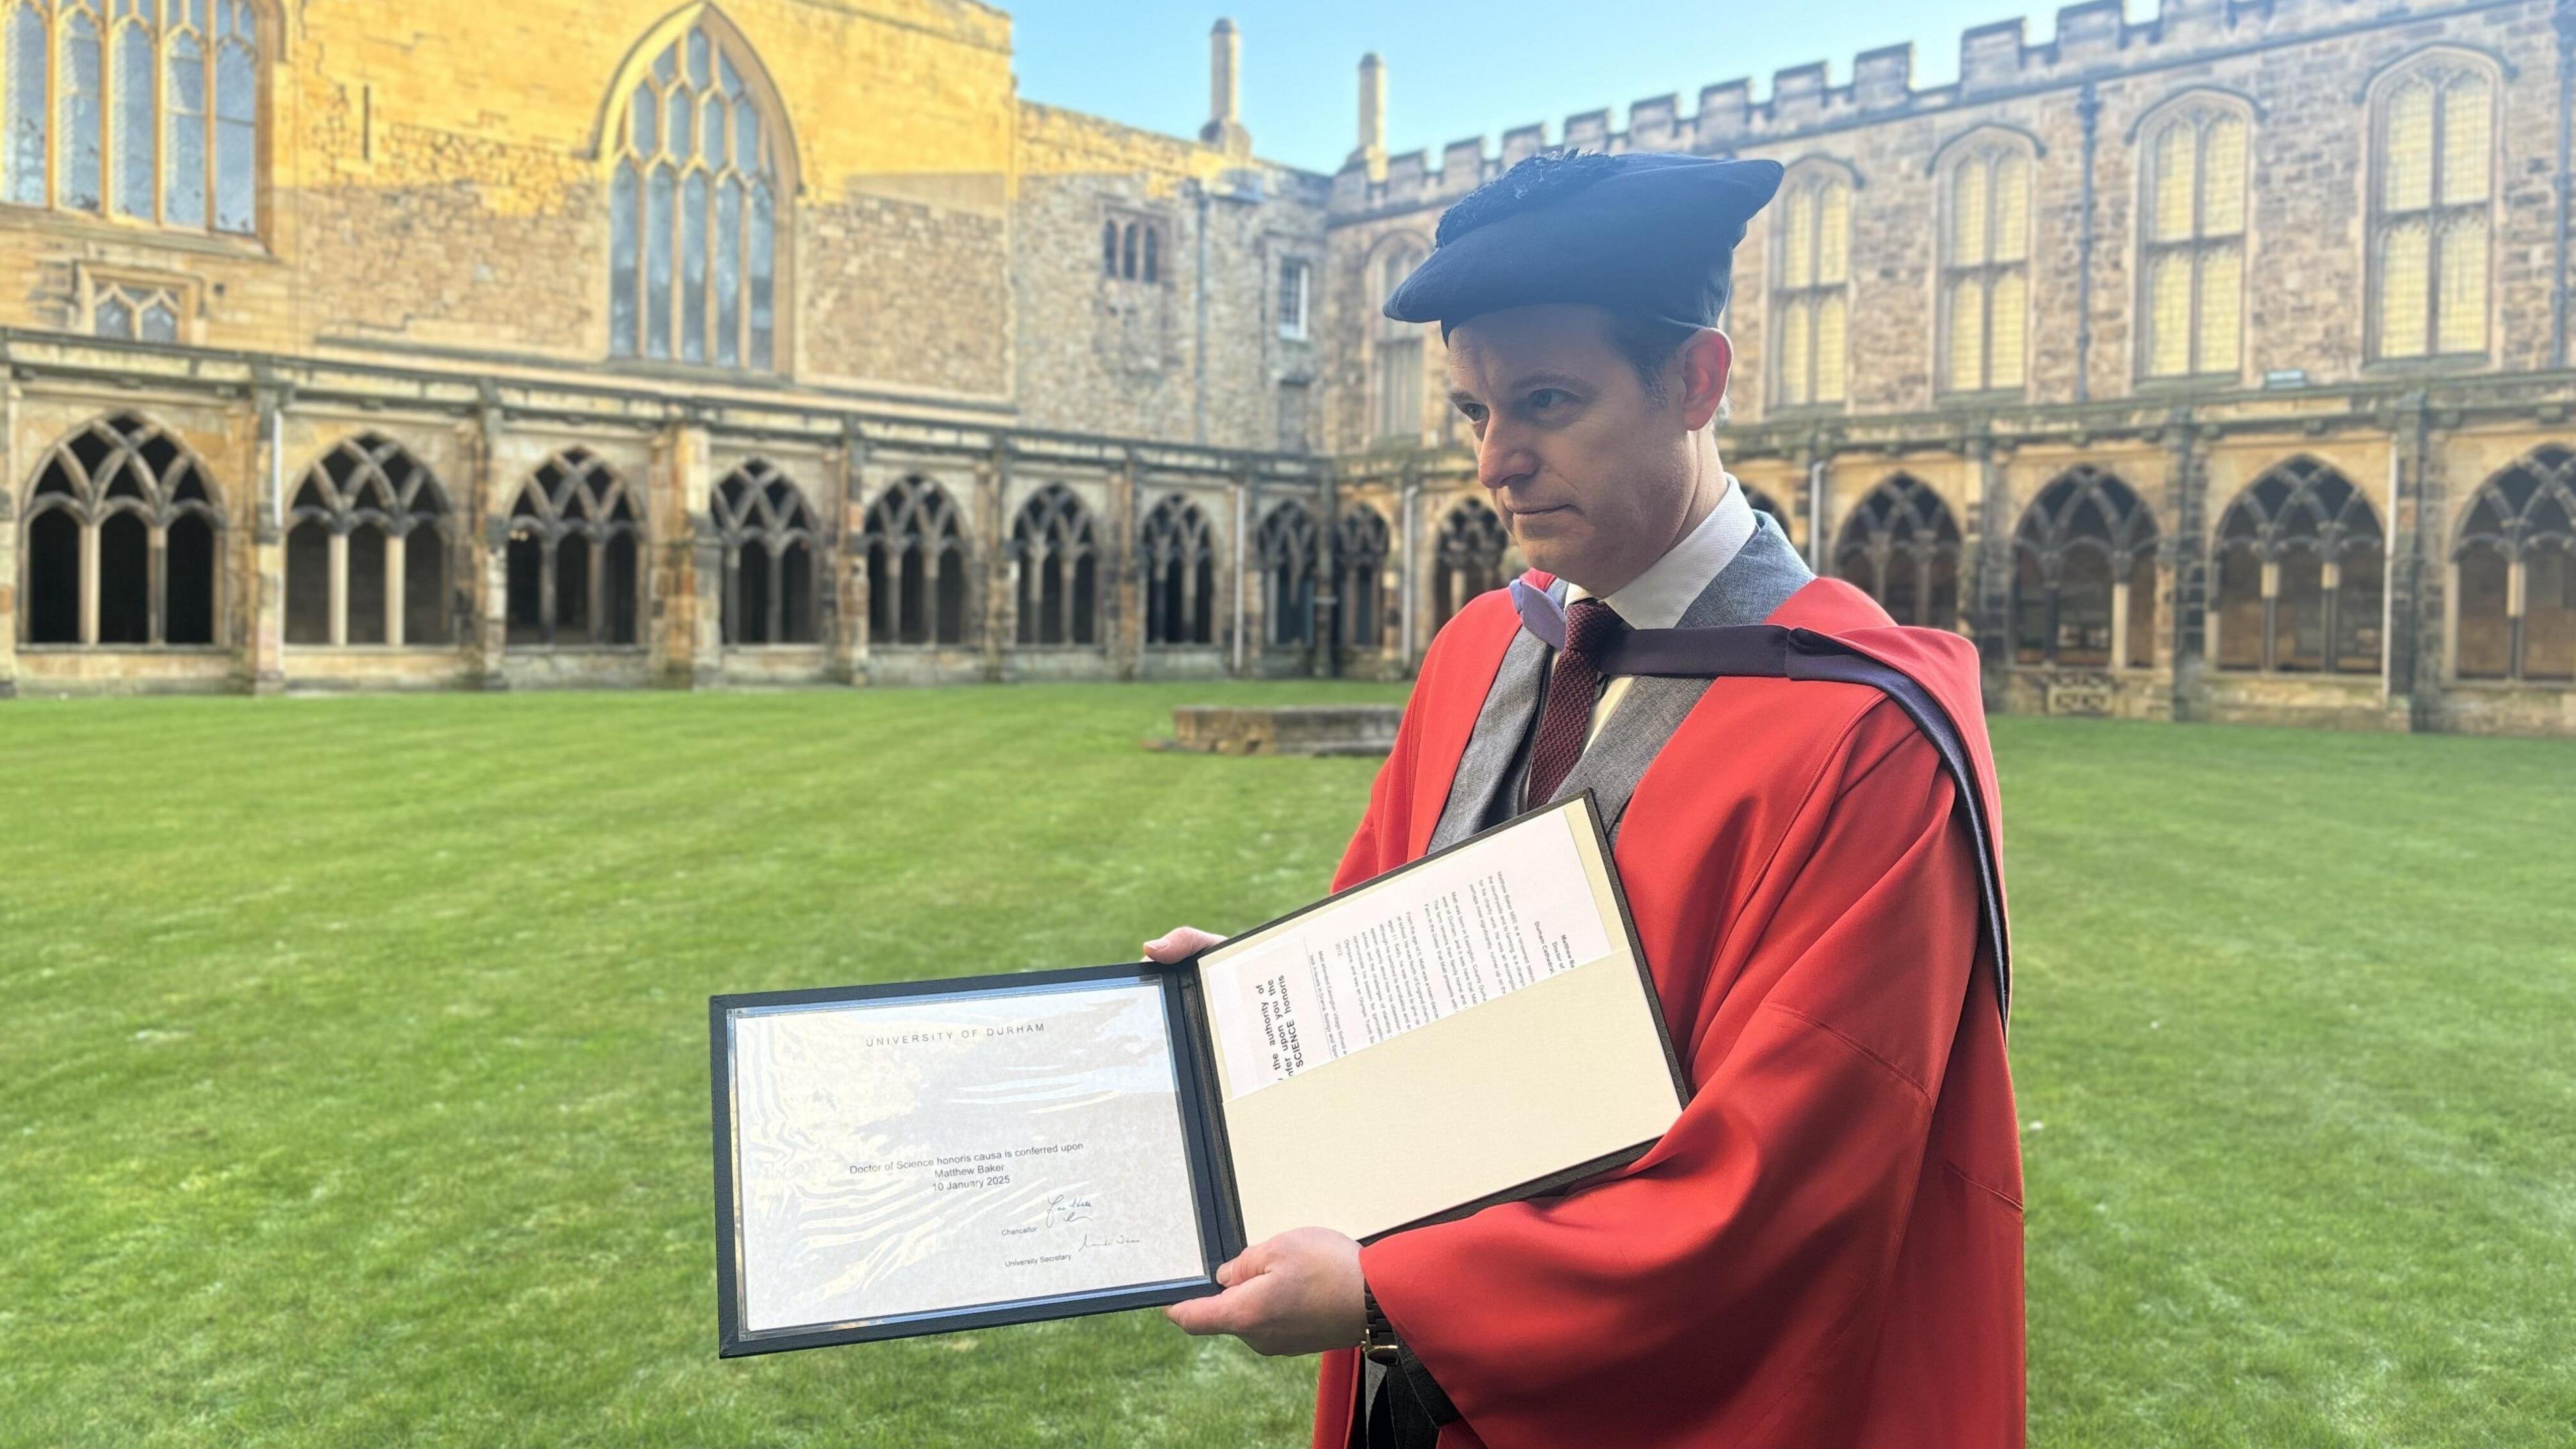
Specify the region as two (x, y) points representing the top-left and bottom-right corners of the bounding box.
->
(1, 686), (2571, 1448)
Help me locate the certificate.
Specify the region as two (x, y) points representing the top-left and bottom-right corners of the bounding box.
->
(711, 794), (1685, 1356)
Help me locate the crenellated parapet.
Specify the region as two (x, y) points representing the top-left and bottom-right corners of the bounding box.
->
(1330, 0), (2415, 214)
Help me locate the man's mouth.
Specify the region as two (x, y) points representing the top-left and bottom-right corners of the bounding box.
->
(1509, 503), (1572, 520)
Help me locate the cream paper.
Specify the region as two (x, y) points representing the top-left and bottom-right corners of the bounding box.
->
(1197, 798), (1685, 1243)
(727, 979), (1208, 1334)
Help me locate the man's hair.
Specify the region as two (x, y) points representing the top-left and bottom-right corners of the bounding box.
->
(1603, 312), (1729, 427)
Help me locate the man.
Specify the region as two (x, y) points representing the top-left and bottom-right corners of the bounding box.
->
(1145, 151), (2024, 1448)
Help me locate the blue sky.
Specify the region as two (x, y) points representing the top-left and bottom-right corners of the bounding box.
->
(1006, 1), (2150, 174)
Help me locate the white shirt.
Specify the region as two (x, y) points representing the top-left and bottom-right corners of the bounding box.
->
(1561, 475), (1757, 744)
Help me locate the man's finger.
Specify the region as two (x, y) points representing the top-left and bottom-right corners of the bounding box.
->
(1142, 927), (1224, 963)
(1163, 1276), (1271, 1336)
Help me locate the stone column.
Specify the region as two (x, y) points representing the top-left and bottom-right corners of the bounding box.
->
(1113, 451), (1140, 680)
(2109, 578), (2132, 670)
(472, 402), (507, 687)
(1313, 464), (1338, 678)
(832, 423), (865, 684)
(1966, 434), (2012, 702)
(661, 419), (719, 690)
(2389, 396), (2434, 727)
(248, 386), (287, 696)
(2163, 411), (2206, 720)
(383, 531), (407, 648)
(981, 440), (1010, 682)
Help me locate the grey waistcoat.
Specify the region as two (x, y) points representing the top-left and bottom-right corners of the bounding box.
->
(1425, 513), (1816, 852)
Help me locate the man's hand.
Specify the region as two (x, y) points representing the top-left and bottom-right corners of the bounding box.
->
(1143, 926), (1226, 963)
(1163, 1227), (1366, 1356)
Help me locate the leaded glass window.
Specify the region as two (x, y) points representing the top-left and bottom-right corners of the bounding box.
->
(2371, 57), (2493, 360)
(2140, 99), (2248, 378)
(0, 0), (254, 233)
(1772, 166), (1851, 408)
(1939, 138), (2030, 393)
(608, 19), (782, 369)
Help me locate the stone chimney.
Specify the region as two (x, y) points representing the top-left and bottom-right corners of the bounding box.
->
(1352, 51), (1387, 176)
(1199, 18), (1252, 158)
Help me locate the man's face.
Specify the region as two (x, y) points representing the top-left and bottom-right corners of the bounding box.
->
(1444, 305), (1722, 593)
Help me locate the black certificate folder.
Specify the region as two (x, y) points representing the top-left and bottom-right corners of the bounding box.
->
(710, 793), (1688, 1357)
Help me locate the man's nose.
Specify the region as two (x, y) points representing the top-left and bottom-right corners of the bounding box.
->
(1475, 423), (1532, 492)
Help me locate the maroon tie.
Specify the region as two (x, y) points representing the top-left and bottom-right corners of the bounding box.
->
(1525, 598), (1625, 806)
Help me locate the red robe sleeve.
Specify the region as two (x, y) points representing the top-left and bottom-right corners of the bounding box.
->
(1328, 698), (2000, 1448)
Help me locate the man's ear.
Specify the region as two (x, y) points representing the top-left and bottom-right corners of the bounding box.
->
(1678, 329), (1733, 431)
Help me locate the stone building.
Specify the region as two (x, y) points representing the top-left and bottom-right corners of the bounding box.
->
(3, 0), (2573, 736)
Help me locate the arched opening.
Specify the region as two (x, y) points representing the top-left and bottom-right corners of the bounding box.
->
(1836, 475), (1963, 629)
(862, 476), (967, 647)
(2010, 468), (2158, 667)
(712, 460), (817, 646)
(1010, 483), (1099, 647)
(95, 511), (150, 643)
(285, 519), (331, 644)
(345, 524), (388, 644)
(2449, 445), (2575, 682)
(1431, 498), (1507, 631)
(165, 512), (215, 645)
(2212, 458), (2382, 674)
(1139, 494), (1216, 647)
(1336, 506), (1390, 650)
(26, 509), (80, 643)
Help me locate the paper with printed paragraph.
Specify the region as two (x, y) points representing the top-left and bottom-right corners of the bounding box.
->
(1199, 803), (1615, 1099)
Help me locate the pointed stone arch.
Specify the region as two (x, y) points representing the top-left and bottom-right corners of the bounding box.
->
(504, 448), (643, 648)
(18, 411), (223, 647)
(861, 475), (969, 647)
(711, 459), (818, 645)
(2210, 455), (2383, 674)
(2010, 466), (2159, 668)
(2450, 445), (2575, 682)
(1835, 474), (1962, 629)
(284, 433), (450, 647)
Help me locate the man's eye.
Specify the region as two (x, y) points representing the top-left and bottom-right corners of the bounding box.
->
(1528, 390), (1570, 411)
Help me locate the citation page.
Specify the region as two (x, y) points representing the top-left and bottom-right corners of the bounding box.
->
(1200, 803), (1616, 1099)
(726, 979), (1207, 1336)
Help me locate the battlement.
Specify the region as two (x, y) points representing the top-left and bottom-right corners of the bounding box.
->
(1334, 0), (2408, 209)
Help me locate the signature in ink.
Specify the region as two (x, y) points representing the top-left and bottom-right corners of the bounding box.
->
(1080, 1232), (1143, 1254)
(1047, 1191), (1097, 1224)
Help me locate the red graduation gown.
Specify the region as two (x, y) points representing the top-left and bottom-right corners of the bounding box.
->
(1313, 575), (2025, 1449)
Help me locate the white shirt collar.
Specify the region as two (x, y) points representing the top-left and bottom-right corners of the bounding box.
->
(1563, 474), (1758, 629)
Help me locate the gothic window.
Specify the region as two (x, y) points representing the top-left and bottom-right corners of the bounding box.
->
(2011, 468), (2159, 668)
(2369, 55), (2493, 361)
(1139, 492), (1216, 647)
(861, 475), (967, 647)
(1835, 474), (1962, 629)
(282, 433), (449, 647)
(2139, 97), (2249, 378)
(1771, 164), (1852, 408)
(1938, 136), (2031, 393)
(1102, 215), (1162, 283)
(711, 459), (816, 645)
(1254, 500), (1318, 647)
(19, 411), (217, 645)
(2212, 457), (2384, 674)
(0, 0), (255, 232)
(1011, 483), (1099, 647)
(608, 13), (784, 369)
(1373, 242), (1426, 441)
(1336, 504), (1391, 651)
(1277, 257), (1310, 340)
(1431, 497), (1507, 630)
(90, 278), (180, 340)
(504, 448), (640, 648)
(2452, 445), (2575, 682)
